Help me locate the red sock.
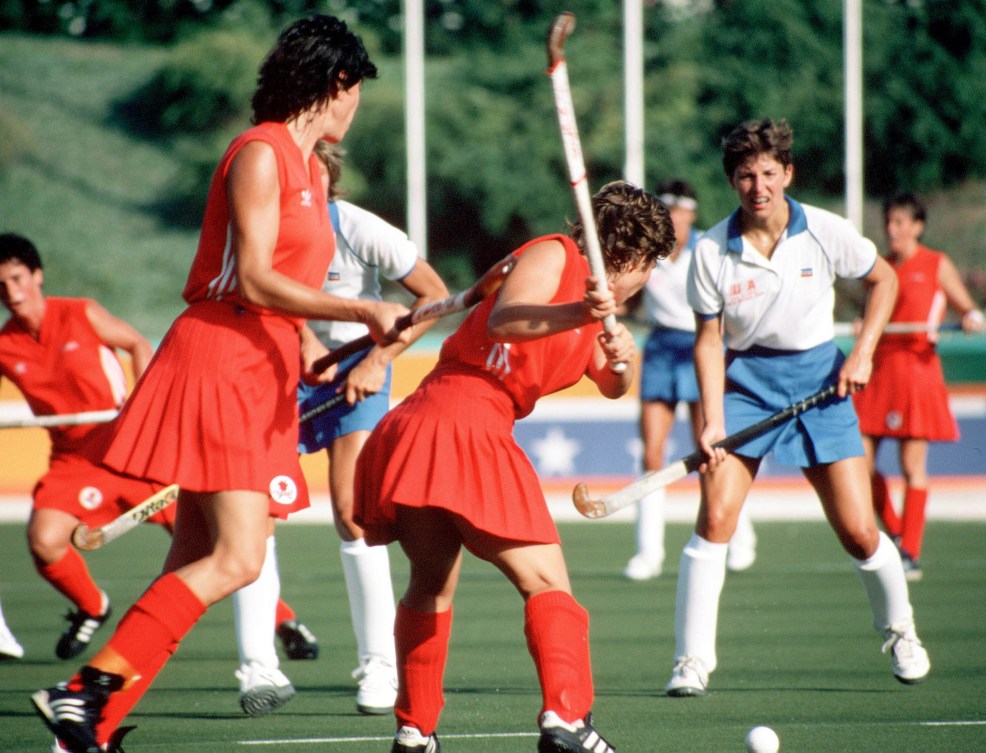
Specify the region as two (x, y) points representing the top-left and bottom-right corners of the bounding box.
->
(96, 642), (177, 746)
(871, 473), (902, 537)
(394, 602), (452, 736)
(102, 572), (206, 679)
(900, 487), (929, 559)
(37, 546), (104, 615)
(275, 599), (295, 626)
(524, 590), (594, 724)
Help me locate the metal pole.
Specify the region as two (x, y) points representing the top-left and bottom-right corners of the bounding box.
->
(624, 0), (645, 188)
(844, 0), (863, 229)
(403, 0), (427, 257)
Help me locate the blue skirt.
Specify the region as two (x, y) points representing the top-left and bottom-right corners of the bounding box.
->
(640, 327), (699, 404)
(298, 347), (392, 454)
(724, 342), (862, 467)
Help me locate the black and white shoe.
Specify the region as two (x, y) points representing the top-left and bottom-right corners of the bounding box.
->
(391, 725), (440, 753)
(32, 667), (124, 753)
(56, 593), (111, 660)
(276, 619), (319, 660)
(538, 711), (615, 753)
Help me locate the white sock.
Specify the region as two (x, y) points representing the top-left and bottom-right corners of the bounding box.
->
(340, 537), (397, 666)
(852, 531), (914, 632)
(674, 532), (728, 672)
(233, 535), (281, 669)
(633, 487), (666, 565)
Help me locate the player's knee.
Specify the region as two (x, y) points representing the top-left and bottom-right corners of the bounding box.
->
(27, 524), (69, 564)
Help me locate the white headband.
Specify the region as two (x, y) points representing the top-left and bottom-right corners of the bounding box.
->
(658, 193), (698, 211)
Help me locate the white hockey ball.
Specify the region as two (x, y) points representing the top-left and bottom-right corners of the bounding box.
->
(745, 725), (780, 753)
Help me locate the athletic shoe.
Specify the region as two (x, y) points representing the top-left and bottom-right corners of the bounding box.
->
(900, 553), (923, 582)
(352, 656), (398, 715)
(665, 656), (709, 697)
(276, 619), (319, 660)
(882, 626), (930, 684)
(32, 667), (124, 753)
(538, 711), (616, 753)
(623, 553), (662, 581)
(236, 662), (296, 717)
(56, 593), (111, 660)
(726, 543), (756, 572)
(391, 725), (440, 753)
(0, 622), (24, 660)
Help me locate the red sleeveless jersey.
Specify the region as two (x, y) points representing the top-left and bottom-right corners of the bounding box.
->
(882, 245), (945, 354)
(0, 297), (126, 458)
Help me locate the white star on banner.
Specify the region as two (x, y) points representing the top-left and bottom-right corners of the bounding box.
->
(530, 427), (581, 476)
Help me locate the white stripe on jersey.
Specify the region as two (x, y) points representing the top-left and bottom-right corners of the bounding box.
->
(98, 345), (128, 407)
(206, 224), (239, 300)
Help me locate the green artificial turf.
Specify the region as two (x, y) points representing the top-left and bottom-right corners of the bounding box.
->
(1, 518), (983, 751)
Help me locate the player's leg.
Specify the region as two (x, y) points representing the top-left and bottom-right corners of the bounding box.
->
(861, 434), (902, 537)
(804, 457), (929, 684)
(896, 437), (930, 579)
(329, 430), (399, 715)
(391, 506), (462, 752)
(667, 453), (759, 697)
(626, 399), (675, 579)
(232, 526), (295, 716)
(28, 507), (111, 660)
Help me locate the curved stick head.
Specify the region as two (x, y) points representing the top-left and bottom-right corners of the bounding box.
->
(572, 482), (606, 519)
(71, 524), (101, 551)
(547, 12), (576, 67)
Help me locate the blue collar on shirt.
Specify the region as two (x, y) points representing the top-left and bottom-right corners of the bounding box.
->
(725, 197), (808, 254)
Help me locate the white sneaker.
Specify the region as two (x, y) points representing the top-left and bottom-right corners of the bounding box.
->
(236, 662), (296, 717)
(882, 626), (930, 684)
(623, 552), (663, 581)
(665, 656), (709, 697)
(726, 543), (756, 572)
(0, 622), (24, 660)
(352, 656), (398, 715)
(393, 725), (440, 753)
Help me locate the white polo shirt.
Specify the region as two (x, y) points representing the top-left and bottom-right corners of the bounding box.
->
(308, 200), (420, 349)
(687, 198), (877, 351)
(642, 228), (698, 332)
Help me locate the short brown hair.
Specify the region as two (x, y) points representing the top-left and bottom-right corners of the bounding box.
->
(569, 180), (675, 273)
(721, 118), (793, 178)
(313, 140), (346, 200)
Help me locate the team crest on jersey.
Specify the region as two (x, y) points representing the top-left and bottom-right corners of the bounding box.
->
(13, 361), (27, 375)
(78, 486), (104, 511)
(269, 475), (298, 505)
(62, 340), (81, 352)
(726, 279), (762, 306)
(885, 411), (903, 431)
(300, 189), (313, 208)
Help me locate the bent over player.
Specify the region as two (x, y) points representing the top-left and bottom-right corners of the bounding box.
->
(354, 181), (676, 753)
(665, 118), (930, 699)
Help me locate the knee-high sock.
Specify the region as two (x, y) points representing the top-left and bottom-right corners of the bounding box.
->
(871, 473), (902, 537)
(340, 537), (397, 666)
(524, 590), (594, 724)
(899, 487), (929, 559)
(233, 535), (280, 669)
(852, 531), (914, 632)
(633, 488), (666, 565)
(37, 547), (104, 615)
(96, 642), (177, 746)
(394, 602), (451, 736)
(673, 533), (728, 672)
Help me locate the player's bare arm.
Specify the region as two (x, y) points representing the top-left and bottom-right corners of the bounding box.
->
(937, 255), (985, 333)
(840, 254), (898, 396)
(84, 299), (154, 378)
(693, 315), (728, 471)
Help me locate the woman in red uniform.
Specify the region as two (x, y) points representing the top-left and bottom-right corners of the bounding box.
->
(853, 192), (985, 580)
(32, 16), (409, 753)
(355, 181), (675, 753)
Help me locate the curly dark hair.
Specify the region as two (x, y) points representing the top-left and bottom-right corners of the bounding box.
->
(721, 118), (793, 178)
(569, 181), (675, 274)
(251, 15), (378, 125)
(0, 232), (43, 271)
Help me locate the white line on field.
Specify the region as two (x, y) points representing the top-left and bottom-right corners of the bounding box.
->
(920, 720), (986, 727)
(240, 731), (537, 746)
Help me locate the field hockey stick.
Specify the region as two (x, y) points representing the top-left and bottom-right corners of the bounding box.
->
(834, 321), (963, 336)
(310, 252), (518, 376)
(572, 385), (839, 519)
(547, 12), (626, 374)
(71, 483), (179, 551)
(0, 408), (118, 430)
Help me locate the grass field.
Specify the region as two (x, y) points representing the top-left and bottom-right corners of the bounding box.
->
(1, 518), (985, 752)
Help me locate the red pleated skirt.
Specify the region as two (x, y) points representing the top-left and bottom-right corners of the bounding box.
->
(354, 370), (559, 547)
(104, 300), (309, 517)
(853, 346), (958, 441)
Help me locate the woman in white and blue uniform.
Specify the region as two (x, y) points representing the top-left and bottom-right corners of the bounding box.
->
(665, 119), (930, 698)
(625, 180), (756, 581)
(298, 142), (448, 714)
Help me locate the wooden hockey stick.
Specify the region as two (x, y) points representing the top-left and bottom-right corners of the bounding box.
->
(310, 252), (518, 376)
(833, 321), (963, 336)
(0, 408), (118, 430)
(547, 11), (626, 374)
(572, 385), (840, 519)
(71, 484), (179, 551)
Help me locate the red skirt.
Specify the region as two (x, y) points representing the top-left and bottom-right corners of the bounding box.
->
(354, 370), (559, 547)
(104, 301), (309, 518)
(853, 346), (958, 441)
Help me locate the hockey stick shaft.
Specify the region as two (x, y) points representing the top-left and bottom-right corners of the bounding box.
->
(311, 252), (517, 376)
(834, 321), (962, 336)
(572, 385), (839, 519)
(0, 408), (118, 430)
(547, 12), (626, 374)
(71, 484), (179, 551)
